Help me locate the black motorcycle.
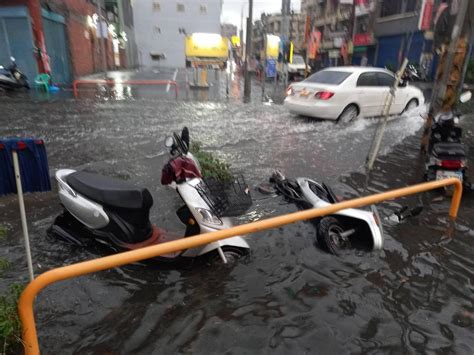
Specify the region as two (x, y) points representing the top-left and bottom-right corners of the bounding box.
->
(0, 57), (29, 90)
(425, 91), (471, 187)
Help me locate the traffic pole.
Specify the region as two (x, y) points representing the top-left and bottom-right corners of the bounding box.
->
(243, 0), (253, 103)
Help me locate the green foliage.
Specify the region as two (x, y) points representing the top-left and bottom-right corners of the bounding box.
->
(384, 62), (396, 73)
(190, 142), (232, 182)
(0, 284), (24, 354)
(0, 258), (10, 275)
(0, 225), (6, 240)
(466, 58), (474, 84)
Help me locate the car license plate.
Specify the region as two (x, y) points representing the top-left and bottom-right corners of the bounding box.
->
(436, 170), (463, 182)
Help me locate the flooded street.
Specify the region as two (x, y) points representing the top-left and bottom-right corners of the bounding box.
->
(1, 91), (473, 353)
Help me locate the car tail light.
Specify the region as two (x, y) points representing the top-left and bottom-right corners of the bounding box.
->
(439, 160), (464, 169)
(314, 91), (334, 100)
(286, 86), (294, 96)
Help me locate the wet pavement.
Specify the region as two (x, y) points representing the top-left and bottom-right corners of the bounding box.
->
(0, 73), (474, 353)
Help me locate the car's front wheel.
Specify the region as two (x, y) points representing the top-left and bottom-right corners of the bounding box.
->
(337, 104), (359, 124)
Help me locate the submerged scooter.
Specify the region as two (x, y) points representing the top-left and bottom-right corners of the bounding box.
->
(0, 57), (29, 90)
(48, 128), (251, 263)
(269, 172), (384, 255)
(424, 91), (472, 188)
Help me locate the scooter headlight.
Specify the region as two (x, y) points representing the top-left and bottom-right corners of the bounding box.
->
(195, 208), (222, 226)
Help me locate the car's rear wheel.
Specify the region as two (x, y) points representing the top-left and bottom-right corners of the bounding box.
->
(337, 104), (359, 124)
(402, 99), (418, 114)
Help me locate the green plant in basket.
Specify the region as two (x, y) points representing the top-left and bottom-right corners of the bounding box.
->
(190, 142), (233, 182)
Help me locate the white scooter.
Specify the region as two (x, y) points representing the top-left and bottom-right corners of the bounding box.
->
(269, 172), (384, 255)
(48, 128), (251, 264)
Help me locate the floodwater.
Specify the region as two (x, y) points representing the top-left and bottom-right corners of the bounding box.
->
(0, 89), (473, 353)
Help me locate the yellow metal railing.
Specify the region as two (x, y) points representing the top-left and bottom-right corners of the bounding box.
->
(18, 178), (463, 354)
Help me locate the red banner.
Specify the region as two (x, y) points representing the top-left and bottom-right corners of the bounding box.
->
(418, 0), (434, 31)
(354, 33), (373, 46)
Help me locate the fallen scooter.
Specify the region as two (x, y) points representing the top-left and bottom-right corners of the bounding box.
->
(268, 172), (384, 255)
(0, 57), (29, 91)
(48, 128), (252, 264)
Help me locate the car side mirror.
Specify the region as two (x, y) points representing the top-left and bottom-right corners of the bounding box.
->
(460, 91), (472, 103)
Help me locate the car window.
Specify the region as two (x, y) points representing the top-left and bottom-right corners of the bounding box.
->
(356, 72), (378, 86)
(304, 70), (352, 85)
(377, 72), (395, 87)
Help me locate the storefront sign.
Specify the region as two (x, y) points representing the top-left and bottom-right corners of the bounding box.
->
(308, 30), (321, 59)
(354, 33), (373, 46)
(418, 0), (434, 31)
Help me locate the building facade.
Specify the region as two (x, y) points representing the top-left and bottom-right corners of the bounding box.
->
(133, 0), (222, 68)
(252, 12), (303, 59)
(0, 0), (137, 83)
(105, 0), (139, 69)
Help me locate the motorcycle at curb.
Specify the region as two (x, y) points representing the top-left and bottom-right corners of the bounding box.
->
(48, 128), (252, 264)
(0, 57), (30, 91)
(424, 91), (472, 190)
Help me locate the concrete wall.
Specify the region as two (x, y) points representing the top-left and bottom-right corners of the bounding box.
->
(133, 0), (222, 68)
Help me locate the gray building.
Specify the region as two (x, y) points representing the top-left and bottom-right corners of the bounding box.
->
(133, 0), (222, 68)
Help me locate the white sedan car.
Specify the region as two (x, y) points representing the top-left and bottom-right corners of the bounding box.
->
(284, 67), (425, 123)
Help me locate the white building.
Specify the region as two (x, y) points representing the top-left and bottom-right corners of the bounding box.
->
(133, 0), (222, 68)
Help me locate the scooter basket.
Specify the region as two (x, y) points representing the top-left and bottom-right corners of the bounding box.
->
(195, 175), (252, 217)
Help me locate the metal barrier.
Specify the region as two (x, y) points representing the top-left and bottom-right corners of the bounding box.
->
(72, 80), (179, 99)
(18, 178), (462, 354)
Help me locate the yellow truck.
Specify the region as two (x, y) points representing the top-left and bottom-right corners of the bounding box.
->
(185, 33), (229, 68)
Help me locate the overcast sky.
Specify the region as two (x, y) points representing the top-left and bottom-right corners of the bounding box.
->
(221, 0), (301, 31)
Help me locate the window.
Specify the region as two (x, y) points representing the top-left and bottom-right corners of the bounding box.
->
(177, 3), (185, 12)
(152, 2), (161, 12)
(380, 0), (402, 17)
(357, 72), (378, 86)
(154, 26), (161, 34)
(376, 73), (395, 87)
(405, 0), (417, 13)
(200, 5), (207, 14)
(305, 70), (352, 85)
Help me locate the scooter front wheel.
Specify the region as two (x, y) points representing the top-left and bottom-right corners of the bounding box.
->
(206, 246), (246, 266)
(316, 217), (352, 255)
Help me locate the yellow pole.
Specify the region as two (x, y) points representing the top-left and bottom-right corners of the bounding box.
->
(18, 178), (462, 354)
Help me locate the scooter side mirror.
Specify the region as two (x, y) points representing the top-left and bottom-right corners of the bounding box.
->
(164, 136), (174, 148)
(460, 91), (472, 104)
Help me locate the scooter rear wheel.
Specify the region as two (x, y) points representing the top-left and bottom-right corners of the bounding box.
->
(316, 217), (351, 255)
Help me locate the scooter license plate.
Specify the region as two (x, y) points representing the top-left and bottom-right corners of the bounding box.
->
(436, 170), (463, 182)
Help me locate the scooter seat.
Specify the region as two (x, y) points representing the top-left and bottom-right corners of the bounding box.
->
(432, 142), (466, 159)
(67, 171), (153, 209)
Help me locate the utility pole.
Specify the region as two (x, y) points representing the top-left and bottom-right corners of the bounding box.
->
(262, 16), (267, 101)
(421, 0), (471, 151)
(240, 4), (245, 59)
(281, 0), (291, 87)
(27, 0), (50, 74)
(96, 0), (108, 73)
(243, 0), (253, 102)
